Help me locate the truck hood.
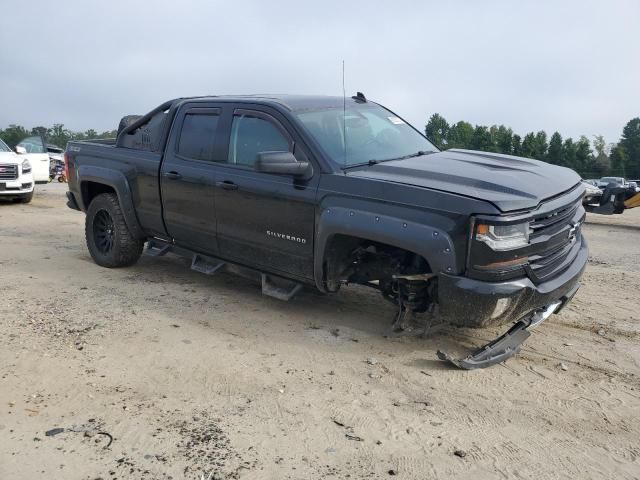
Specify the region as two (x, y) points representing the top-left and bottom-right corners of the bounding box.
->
(0, 151), (19, 165)
(346, 149), (582, 212)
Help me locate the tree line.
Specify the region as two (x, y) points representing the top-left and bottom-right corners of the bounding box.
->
(0, 124), (117, 152)
(425, 114), (640, 180)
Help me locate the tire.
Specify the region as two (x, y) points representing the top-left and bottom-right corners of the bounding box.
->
(19, 191), (34, 203)
(117, 115), (143, 137)
(85, 193), (143, 268)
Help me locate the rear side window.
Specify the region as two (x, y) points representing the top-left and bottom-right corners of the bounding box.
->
(227, 112), (291, 167)
(177, 112), (220, 161)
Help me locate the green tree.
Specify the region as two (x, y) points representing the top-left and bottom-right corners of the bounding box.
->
(592, 135), (608, 157)
(512, 134), (522, 156)
(31, 126), (49, 138)
(447, 121), (474, 149)
(0, 124), (29, 148)
(470, 126), (492, 151)
(562, 138), (577, 171)
(520, 132), (536, 158)
(490, 125), (513, 154)
(575, 135), (593, 173)
(425, 113), (449, 150)
(609, 144), (627, 177)
(531, 131), (548, 160)
(619, 118), (640, 178)
(546, 132), (563, 165)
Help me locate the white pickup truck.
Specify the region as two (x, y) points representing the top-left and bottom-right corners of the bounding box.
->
(0, 138), (34, 203)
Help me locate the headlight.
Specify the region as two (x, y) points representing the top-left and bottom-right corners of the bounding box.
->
(475, 221), (530, 251)
(22, 159), (32, 174)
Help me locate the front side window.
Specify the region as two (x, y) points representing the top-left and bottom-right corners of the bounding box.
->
(17, 136), (46, 154)
(227, 112), (291, 167)
(0, 139), (11, 152)
(294, 103), (437, 167)
(177, 112), (220, 161)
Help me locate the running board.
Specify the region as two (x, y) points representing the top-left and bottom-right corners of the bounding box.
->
(144, 240), (171, 257)
(143, 239), (302, 301)
(261, 274), (303, 301)
(437, 301), (562, 370)
(191, 254), (225, 275)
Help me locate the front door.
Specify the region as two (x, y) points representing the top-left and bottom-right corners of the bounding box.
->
(160, 105), (223, 254)
(213, 107), (318, 281)
(17, 136), (50, 183)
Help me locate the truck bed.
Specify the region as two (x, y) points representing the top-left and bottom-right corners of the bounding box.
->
(66, 139), (166, 238)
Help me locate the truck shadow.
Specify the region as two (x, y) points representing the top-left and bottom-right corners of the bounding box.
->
(90, 252), (494, 366)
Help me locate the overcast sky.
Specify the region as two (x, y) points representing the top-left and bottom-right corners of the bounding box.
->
(1, 0), (638, 143)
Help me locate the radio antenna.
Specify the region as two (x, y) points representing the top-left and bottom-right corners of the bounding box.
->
(342, 60), (347, 168)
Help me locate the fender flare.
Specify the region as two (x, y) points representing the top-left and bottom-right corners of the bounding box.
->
(77, 165), (145, 240)
(314, 204), (458, 292)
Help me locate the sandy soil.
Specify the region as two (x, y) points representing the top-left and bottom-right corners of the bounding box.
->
(1, 183), (639, 480)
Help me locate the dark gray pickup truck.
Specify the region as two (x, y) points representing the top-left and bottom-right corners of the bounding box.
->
(65, 94), (588, 368)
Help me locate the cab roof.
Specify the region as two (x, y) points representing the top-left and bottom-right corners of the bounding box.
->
(175, 94), (367, 112)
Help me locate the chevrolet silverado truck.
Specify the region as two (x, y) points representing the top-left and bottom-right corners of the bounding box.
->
(65, 94), (588, 368)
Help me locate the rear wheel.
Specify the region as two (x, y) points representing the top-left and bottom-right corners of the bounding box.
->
(85, 193), (143, 267)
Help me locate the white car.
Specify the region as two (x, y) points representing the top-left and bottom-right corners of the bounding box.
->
(16, 135), (50, 183)
(0, 138), (34, 203)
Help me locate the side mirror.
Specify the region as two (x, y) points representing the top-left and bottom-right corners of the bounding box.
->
(255, 151), (311, 178)
(15, 145), (27, 154)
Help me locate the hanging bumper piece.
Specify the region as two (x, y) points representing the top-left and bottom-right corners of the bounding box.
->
(437, 301), (562, 370)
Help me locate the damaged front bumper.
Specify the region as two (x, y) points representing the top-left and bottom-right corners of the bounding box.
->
(437, 295), (575, 369)
(435, 238), (587, 369)
(437, 238), (588, 329)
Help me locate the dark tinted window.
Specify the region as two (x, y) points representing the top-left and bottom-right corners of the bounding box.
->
(228, 113), (290, 167)
(178, 113), (219, 161)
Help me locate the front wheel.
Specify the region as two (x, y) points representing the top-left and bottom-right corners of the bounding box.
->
(85, 193), (143, 268)
(19, 191), (34, 203)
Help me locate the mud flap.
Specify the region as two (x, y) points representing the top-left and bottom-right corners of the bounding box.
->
(438, 301), (562, 370)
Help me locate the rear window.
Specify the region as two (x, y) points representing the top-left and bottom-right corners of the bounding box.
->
(177, 113), (220, 161)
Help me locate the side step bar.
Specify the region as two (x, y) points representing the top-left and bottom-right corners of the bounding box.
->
(144, 240), (171, 257)
(142, 239), (303, 302)
(261, 274), (303, 301)
(191, 254), (225, 275)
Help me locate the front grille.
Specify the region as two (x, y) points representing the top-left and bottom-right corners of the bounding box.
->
(526, 196), (585, 283)
(0, 164), (18, 180)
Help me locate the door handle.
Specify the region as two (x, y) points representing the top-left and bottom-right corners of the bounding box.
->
(164, 171), (182, 180)
(216, 181), (238, 191)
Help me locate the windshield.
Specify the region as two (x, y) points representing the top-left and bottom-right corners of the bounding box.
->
(0, 139), (11, 152)
(294, 103), (437, 167)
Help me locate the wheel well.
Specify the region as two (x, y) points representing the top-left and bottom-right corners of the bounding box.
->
(322, 234), (431, 292)
(81, 181), (116, 208)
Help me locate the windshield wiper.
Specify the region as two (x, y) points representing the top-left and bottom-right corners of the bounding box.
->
(342, 159), (381, 170)
(390, 150), (433, 161)
(342, 150), (434, 171)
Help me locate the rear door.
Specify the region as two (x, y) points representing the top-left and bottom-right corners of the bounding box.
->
(17, 136), (50, 183)
(212, 105), (318, 281)
(160, 104), (224, 254)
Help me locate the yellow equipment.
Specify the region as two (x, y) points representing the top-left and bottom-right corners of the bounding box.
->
(624, 192), (640, 209)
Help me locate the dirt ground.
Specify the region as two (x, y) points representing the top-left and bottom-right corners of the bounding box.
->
(1, 183), (639, 480)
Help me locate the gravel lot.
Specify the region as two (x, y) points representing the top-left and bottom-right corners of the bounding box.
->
(1, 183), (639, 479)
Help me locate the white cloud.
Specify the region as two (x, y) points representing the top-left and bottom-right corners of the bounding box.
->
(1, 0), (638, 142)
